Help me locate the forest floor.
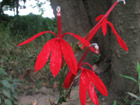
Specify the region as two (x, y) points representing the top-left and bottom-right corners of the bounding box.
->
(18, 86), (81, 105)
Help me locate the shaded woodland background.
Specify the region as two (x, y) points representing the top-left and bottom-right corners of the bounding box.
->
(0, 0), (140, 105)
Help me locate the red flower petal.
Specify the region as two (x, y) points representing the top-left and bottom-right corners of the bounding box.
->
(35, 38), (56, 72)
(80, 62), (94, 72)
(102, 18), (107, 36)
(50, 39), (62, 77)
(116, 35), (128, 51)
(85, 69), (108, 96)
(63, 71), (76, 89)
(60, 39), (77, 75)
(95, 14), (104, 22)
(17, 31), (57, 46)
(62, 32), (97, 53)
(107, 21), (128, 52)
(88, 82), (99, 105)
(79, 71), (88, 105)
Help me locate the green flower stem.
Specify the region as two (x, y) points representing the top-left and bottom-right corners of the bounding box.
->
(57, 64), (67, 105)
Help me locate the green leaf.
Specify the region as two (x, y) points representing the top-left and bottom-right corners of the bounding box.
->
(12, 93), (18, 100)
(1, 80), (11, 88)
(127, 92), (140, 100)
(4, 99), (12, 105)
(0, 67), (7, 75)
(11, 86), (16, 93)
(113, 100), (117, 105)
(137, 63), (140, 80)
(3, 89), (11, 99)
(7, 76), (12, 81)
(120, 74), (137, 83)
(0, 98), (1, 104)
(12, 79), (20, 87)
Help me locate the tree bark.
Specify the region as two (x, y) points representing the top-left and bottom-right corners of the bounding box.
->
(50, 0), (140, 104)
(16, 0), (19, 16)
(108, 0), (140, 104)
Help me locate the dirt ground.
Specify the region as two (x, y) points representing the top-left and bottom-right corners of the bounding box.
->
(18, 86), (80, 105)
(18, 85), (108, 105)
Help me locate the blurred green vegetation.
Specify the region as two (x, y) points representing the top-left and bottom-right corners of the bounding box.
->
(0, 15), (57, 96)
(7, 14), (57, 38)
(0, 67), (19, 105)
(120, 63), (140, 105)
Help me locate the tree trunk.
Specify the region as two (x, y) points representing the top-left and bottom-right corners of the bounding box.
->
(16, 0), (19, 16)
(108, 0), (140, 104)
(50, 0), (140, 104)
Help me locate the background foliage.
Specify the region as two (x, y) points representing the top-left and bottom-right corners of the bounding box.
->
(0, 15), (57, 104)
(0, 67), (19, 105)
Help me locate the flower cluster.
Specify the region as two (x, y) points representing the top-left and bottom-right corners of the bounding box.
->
(63, 62), (108, 105)
(18, 1), (128, 105)
(18, 7), (96, 77)
(79, 0), (128, 52)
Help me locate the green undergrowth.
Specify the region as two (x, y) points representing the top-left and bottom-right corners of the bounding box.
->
(0, 67), (19, 105)
(0, 15), (57, 96)
(120, 63), (140, 105)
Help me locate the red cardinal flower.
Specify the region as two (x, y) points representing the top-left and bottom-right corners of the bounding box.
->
(95, 14), (128, 51)
(63, 71), (75, 89)
(79, 1), (118, 45)
(79, 0), (128, 52)
(63, 63), (108, 105)
(63, 44), (99, 89)
(18, 7), (96, 77)
(95, 15), (107, 36)
(80, 68), (107, 105)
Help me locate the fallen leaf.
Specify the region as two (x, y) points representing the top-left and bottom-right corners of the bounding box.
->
(32, 100), (37, 105)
